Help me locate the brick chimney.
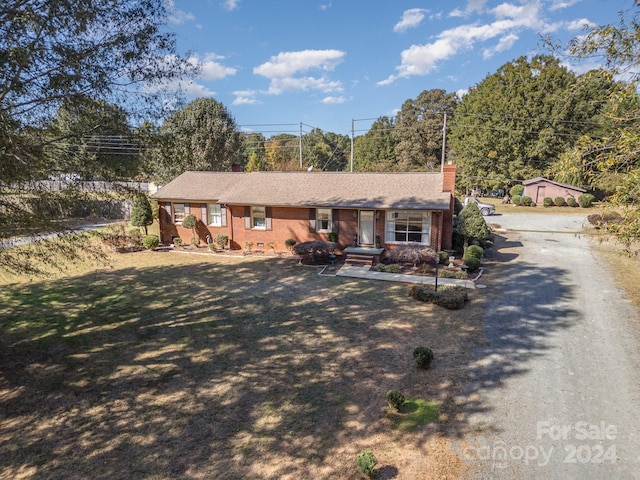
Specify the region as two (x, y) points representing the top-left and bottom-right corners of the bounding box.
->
(442, 163), (456, 192)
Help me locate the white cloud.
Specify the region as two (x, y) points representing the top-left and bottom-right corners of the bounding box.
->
(566, 18), (596, 31)
(190, 53), (237, 80)
(449, 0), (486, 18)
(483, 33), (519, 58)
(254, 49), (345, 95)
(380, 1), (546, 85)
(393, 9), (428, 33)
(549, 0), (581, 11)
(321, 96), (346, 104)
(319, 3), (332, 11)
(181, 81), (216, 98)
(232, 90), (260, 105)
(164, 0), (195, 24)
(223, 0), (240, 11)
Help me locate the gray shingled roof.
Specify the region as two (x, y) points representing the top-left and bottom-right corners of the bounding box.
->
(151, 171), (451, 210)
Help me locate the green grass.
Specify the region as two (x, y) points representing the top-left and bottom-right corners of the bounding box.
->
(394, 397), (440, 432)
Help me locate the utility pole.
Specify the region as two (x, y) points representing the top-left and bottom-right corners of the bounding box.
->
(350, 118), (354, 172)
(299, 122), (303, 169)
(441, 112), (447, 170)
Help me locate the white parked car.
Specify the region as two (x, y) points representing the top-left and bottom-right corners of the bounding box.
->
(463, 197), (496, 216)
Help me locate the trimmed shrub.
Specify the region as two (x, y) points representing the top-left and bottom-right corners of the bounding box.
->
(455, 270), (469, 280)
(437, 251), (449, 264)
(386, 390), (405, 410)
(463, 256), (481, 272)
(356, 449), (377, 478)
(142, 235), (159, 250)
(578, 193), (595, 208)
(284, 238), (297, 249)
(543, 197), (554, 208)
(327, 231), (339, 243)
(509, 184), (524, 197)
(554, 196), (566, 207)
(520, 195), (533, 206)
(465, 245), (484, 260)
(385, 245), (435, 266)
(512, 195), (522, 206)
(173, 237), (182, 246)
(438, 269), (455, 278)
(214, 234), (228, 249)
(374, 263), (402, 273)
(566, 197), (577, 207)
(409, 285), (470, 310)
(413, 346), (434, 369)
(292, 241), (338, 263)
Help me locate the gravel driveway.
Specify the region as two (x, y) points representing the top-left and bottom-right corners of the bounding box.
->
(460, 212), (640, 479)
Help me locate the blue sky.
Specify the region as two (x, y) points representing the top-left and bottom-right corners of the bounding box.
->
(164, 0), (632, 137)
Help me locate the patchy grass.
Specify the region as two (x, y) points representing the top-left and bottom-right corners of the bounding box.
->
(393, 397), (440, 432)
(0, 250), (483, 479)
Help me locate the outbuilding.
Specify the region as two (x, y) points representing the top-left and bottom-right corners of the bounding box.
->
(522, 177), (585, 205)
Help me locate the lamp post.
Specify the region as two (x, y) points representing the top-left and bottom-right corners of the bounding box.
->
(434, 257), (439, 292)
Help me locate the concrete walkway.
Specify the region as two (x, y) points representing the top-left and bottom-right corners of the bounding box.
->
(335, 264), (477, 289)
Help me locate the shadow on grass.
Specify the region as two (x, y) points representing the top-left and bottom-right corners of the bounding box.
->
(0, 234), (583, 478)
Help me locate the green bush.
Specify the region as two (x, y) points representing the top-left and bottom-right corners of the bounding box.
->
(173, 237), (182, 246)
(356, 449), (377, 478)
(578, 193), (595, 208)
(554, 196), (566, 207)
(455, 270), (469, 280)
(375, 263), (402, 273)
(509, 184), (524, 197)
(465, 245), (483, 260)
(284, 238), (297, 248)
(386, 390), (405, 410)
(543, 197), (554, 207)
(142, 235), (159, 250)
(327, 231), (339, 243)
(463, 256), (481, 272)
(437, 251), (449, 264)
(128, 227), (142, 237)
(512, 195), (522, 206)
(413, 346), (434, 369)
(214, 234), (228, 249)
(567, 196), (577, 207)
(438, 269), (455, 278)
(409, 285), (469, 310)
(520, 195), (533, 206)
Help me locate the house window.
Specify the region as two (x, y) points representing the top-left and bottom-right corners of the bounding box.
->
(385, 210), (431, 244)
(317, 208), (332, 232)
(252, 206), (266, 229)
(173, 203), (185, 223)
(208, 203), (222, 226)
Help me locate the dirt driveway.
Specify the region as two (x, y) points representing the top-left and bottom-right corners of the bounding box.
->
(459, 212), (640, 479)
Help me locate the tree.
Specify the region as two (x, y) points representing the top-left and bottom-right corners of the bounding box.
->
(130, 193), (153, 235)
(182, 213), (198, 245)
(303, 128), (349, 171)
(556, 6), (640, 250)
(449, 55), (606, 192)
(353, 116), (398, 171)
(0, 0), (195, 275)
(242, 132), (267, 172)
(394, 89), (458, 171)
(150, 98), (243, 183)
(457, 201), (491, 251)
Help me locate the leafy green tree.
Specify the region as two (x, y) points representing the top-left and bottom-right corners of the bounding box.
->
(150, 98), (243, 183)
(556, 6), (640, 249)
(457, 201), (491, 251)
(130, 193), (153, 235)
(263, 134), (299, 171)
(0, 0), (194, 275)
(304, 128), (349, 171)
(242, 133), (267, 171)
(394, 89), (457, 171)
(449, 55), (605, 192)
(353, 116), (398, 171)
(182, 213), (198, 245)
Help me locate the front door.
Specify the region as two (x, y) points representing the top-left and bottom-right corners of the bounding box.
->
(358, 210), (375, 245)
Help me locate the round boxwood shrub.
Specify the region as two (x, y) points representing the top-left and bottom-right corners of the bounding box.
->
(284, 238), (297, 249)
(520, 195), (533, 206)
(463, 256), (481, 272)
(173, 237), (183, 246)
(437, 250), (449, 264)
(509, 184), (524, 197)
(142, 235), (159, 250)
(356, 449), (377, 478)
(386, 389), (405, 410)
(465, 245), (483, 260)
(554, 196), (566, 207)
(543, 197), (554, 208)
(512, 195), (522, 206)
(578, 193), (595, 208)
(214, 234), (228, 249)
(413, 346), (434, 369)
(567, 196), (577, 207)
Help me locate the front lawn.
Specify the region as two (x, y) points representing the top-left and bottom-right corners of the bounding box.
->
(0, 251), (484, 479)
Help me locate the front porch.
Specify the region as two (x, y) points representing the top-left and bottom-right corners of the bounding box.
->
(343, 246), (384, 267)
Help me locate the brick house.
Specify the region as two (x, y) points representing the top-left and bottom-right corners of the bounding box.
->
(150, 164), (457, 254)
(522, 177), (585, 204)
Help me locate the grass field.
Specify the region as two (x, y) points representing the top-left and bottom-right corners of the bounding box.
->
(0, 250), (485, 479)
